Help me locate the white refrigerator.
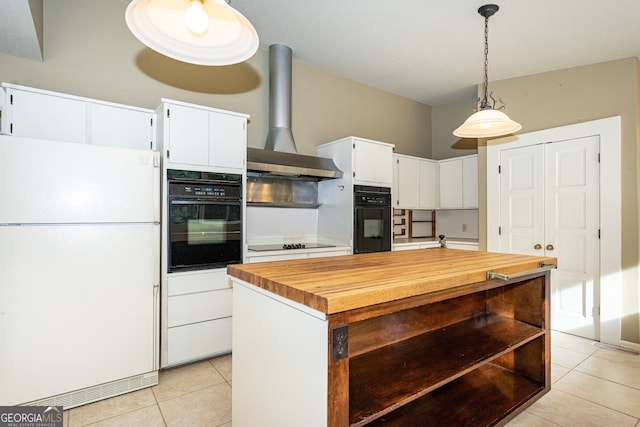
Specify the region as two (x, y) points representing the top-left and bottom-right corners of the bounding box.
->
(0, 135), (160, 408)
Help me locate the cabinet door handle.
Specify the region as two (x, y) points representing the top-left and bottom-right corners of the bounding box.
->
(487, 262), (557, 281)
(546, 244), (554, 251)
(534, 244), (542, 250)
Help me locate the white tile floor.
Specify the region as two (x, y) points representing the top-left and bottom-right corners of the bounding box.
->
(63, 331), (640, 426)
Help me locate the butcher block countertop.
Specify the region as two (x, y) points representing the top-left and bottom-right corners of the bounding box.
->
(227, 248), (556, 315)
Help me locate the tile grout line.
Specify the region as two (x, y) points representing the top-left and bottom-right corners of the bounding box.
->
(556, 353), (640, 421)
(151, 382), (169, 427)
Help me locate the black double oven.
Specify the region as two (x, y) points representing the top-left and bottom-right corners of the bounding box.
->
(167, 169), (242, 272)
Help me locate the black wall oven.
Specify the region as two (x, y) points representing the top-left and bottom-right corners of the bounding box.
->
(353, 185), (392, 254)
(167, 170), (242, 272)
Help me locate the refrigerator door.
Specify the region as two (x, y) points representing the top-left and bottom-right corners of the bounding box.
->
(0, 135), (159, 224)
(0, 223), (159, 405)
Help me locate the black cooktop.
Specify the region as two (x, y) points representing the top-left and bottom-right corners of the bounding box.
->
(248, 243), (337, 252)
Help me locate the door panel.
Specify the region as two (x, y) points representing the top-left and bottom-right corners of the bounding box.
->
(499, 145), (544, 255)
(498, 136), (600, 340)
(545, 137), (600, 339)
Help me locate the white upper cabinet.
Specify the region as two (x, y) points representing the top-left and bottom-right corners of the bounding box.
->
(462, 155), (478, 208)
(158, 99), (248, 172)
(209, 110), (246, 170)
(393, 154), (420, 209)
(438, 158), (463, 209)
(317, 136), (394, 188)
(90, 103), (154, 150)
(2, 83), (155, 151)
(164, 102), (209, 165)
(438, 155), (478, 209)
(4, 87), (87, 143)
(352, 138), (394, 186)
(419, 159), (438, 209)
(393, 154), (437, 210)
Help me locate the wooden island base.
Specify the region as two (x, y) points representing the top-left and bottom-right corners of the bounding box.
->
(228, 249), (554, 427)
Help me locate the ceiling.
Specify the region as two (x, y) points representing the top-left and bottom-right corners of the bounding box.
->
(3, 0), (640, 106)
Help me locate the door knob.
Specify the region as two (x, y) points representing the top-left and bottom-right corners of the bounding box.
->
(534, 244), (542, 250)
(546, 244), (554, 250)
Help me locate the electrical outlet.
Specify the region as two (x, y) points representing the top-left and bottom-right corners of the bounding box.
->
(462, 224), (467, 232)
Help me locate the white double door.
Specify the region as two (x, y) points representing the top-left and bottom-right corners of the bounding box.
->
(499, 136), (600, 339)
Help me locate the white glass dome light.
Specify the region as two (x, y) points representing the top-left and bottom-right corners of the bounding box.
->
(125, 0), (259, 66)
(453, 108), (522, 138)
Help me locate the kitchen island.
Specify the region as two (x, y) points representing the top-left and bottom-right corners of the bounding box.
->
(227, 248), (556, 427)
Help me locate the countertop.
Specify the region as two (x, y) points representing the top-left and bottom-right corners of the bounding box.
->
(393, 237), (478, 245)
(227, 248), (555, 315)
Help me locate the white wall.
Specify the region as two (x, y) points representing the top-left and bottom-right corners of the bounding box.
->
(435, 210), (479, 239)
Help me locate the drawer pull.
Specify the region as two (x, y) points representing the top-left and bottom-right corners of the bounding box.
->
(487, 262), (557, 281)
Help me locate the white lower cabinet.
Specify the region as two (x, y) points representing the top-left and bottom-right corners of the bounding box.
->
(393, 241), (478, 251)
(309, 250), (351, 258)
(246, 252), (310, 263)
(393, 244), (420, 251)
(167, 318), (232, 367)
(447, 242), (479, 251)
(162, 268), (232, 367)
(168, 289), (232, 327)
(393, 242), (439, 251)
(246, 248), (351, 263)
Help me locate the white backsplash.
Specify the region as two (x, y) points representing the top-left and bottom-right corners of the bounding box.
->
(435, 209), (479, 239)
(246, 206), (319, 243)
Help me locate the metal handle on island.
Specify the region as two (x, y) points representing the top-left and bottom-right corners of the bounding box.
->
(487, 262), (557, 281)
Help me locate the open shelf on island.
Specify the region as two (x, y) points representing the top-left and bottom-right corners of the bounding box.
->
(365, 361), (544, 426)
(349, 314), (544, 425)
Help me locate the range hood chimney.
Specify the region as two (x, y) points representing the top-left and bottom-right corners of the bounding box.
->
(246, 44), (343, 180)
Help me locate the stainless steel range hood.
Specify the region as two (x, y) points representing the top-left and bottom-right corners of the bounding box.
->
(247, 44), (343, 181)
(247, 147), (342, 179)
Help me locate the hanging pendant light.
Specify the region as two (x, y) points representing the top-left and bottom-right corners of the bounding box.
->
(125, 0), (259, 66)
(453, 4), (521, 138)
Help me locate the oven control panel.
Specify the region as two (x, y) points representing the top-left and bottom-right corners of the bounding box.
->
(169, 181), (242, 200)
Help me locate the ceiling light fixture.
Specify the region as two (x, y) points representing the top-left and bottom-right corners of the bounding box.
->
(125, 0), (259, 66)
(453, 4), (521, 139)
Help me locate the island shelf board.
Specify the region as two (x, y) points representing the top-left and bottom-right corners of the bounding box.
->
(366, 362), (544, 427)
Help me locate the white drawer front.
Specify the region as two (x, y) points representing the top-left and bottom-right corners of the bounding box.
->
(166, 317), (232, 365)
(393, 244), (420, 251)
(246, 253), (309, 263)
(168, 289), (232, 327)
(419, 243), (440, 249)
(167, 269), (230, 296)
(308, 250), (351, 258)
(447, 243), (479, 251)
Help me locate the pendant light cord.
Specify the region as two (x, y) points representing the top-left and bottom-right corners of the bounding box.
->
(480, 13), (490, 110)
